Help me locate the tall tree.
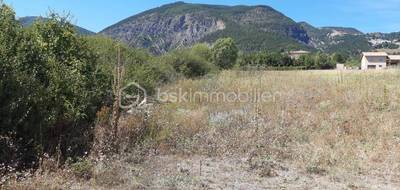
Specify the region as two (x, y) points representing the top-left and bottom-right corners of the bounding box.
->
(211, 38), (238, 69)
(0, 5), (107, 169)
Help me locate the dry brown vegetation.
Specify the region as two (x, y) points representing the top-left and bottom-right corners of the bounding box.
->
(4, 70), (400, 189)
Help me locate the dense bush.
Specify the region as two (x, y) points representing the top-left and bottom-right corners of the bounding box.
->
(332, 53), (348, 64)
(345, 57), (362, 68)
(125, 61), (176, 95)
(211, 38), (238, 69)
(0, 5), (108, 170)
(85, 36), (176, 95)
(160, 45), (217, 78)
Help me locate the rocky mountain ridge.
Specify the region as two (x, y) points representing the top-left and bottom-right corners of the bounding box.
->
(25, 1), (397, 55)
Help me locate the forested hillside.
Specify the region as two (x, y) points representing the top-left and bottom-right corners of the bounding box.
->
(100, 2), (377, 55)
(100, 2), (312, 54)
(299, 22), (372, 55)
(20, 2), (400, 56)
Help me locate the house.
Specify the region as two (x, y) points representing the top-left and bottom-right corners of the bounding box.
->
(361, 52), (388, 70)
(361, 52), (400, 70)
(289, 50), (310, 59)
(388, 55), (400, 68)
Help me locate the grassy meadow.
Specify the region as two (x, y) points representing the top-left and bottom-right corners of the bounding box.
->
(6, 69), (400, 189)
(156, 69), (400, 172)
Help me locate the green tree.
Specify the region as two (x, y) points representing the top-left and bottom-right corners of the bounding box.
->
(191, 43), (211, 61)
(85, 35), (176, 95)
(0, 3), (29, 167)
(315, 53), (335, 69)
(211, 38), (238, 69)
(297, 54), (315, 69)
(332, 53), (347, 63)
(161, 48), (215, 78)
(0, 6), (108, 169)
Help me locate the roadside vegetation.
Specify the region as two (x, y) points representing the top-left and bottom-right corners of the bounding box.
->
(3, 3), (399, 189)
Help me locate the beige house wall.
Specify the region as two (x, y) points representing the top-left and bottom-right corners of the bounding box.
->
(361, 55), (387, 70)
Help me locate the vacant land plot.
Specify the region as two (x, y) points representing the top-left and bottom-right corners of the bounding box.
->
(5, 70), (400, 189)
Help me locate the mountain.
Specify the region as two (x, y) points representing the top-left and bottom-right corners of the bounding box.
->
(19, 16), (95, 35)
(366, 32), (400, 50)
(100, 2), (392, 55)
(101, 2), (312, 54)
(321, 27), (363, 36)
(299, 22), (372, 55)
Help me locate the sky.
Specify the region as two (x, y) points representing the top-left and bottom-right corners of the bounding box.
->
(3, 0), (400, 33)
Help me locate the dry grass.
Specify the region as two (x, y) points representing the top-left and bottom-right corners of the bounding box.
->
(153, 69), (400, 171)
(4, 69), (400, 189)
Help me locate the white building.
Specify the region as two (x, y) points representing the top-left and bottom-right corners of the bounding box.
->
(361, 52), (388, 70)
(289, 50), (310, 59)
(336, 64), (345, 70)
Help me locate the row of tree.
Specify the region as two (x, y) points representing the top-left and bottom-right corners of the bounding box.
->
(237, 51), (349, 70)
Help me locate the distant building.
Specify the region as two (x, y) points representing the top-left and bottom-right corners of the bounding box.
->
(289, 50), (310, 59)
(361, 52), (400, 70)
(361, 52), (388, 70)
(388, 55), (400, 68)
(336, 64), (345, 70)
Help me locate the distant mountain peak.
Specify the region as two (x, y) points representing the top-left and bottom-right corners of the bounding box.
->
(101, 2), (311, 54)
(171, 1), (186, 4)
(321, 26), (363, 35)
(100, 2), (377, 55)
(18, 16), (95, 35)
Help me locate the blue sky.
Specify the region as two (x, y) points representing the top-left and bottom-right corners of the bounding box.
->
(3, 0), (400, 33)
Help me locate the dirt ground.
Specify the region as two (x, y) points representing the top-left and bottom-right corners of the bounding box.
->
(128, 154), (400, 190)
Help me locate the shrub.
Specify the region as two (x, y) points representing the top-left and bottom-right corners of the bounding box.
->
(211, 38), (238, 69)
(190, 43), (212, 61)
(125, 61), (176, 95)
(0, 5), (108, 170)
(161, 47), (217, 78)
(70, 158), (94, 180)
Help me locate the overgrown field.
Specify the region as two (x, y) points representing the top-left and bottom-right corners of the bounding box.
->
(5, 70), (400, 189)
